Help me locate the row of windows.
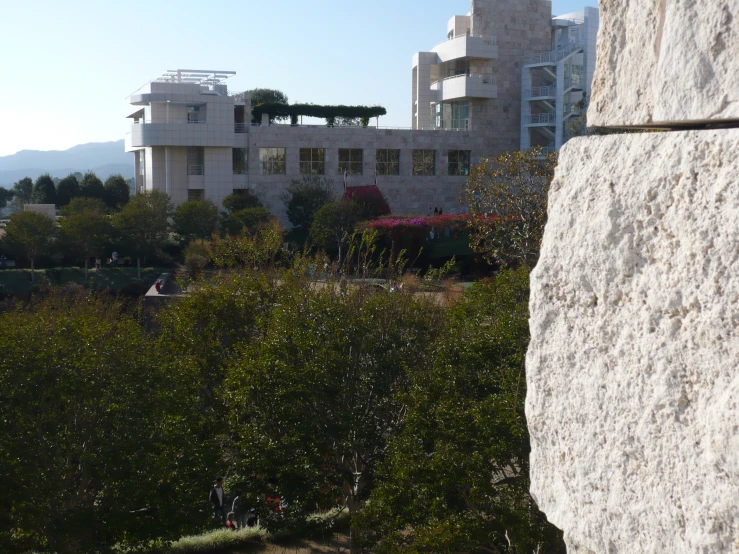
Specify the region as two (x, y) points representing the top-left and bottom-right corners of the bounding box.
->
(253, 148), (471, 177)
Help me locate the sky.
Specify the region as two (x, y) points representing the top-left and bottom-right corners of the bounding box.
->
(0, 0), (598, 157)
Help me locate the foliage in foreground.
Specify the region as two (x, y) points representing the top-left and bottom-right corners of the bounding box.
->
(0, 291), (214, 553)
(358, 267), (565, 554)
(0, 225), (565, 553)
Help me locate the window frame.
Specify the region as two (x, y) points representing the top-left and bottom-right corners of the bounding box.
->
(338, 148), (363, 176)
(299, 148), (326, 175)
(187, 189), (205, 202)
(376, 149), (400, 176)
(412, 149), (436, 176)
(259, 147), (286, 175)
(232, 148), (247, 175)
(448, 150), (471, 176)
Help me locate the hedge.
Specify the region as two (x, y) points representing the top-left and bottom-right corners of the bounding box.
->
(252, 102), (387, 125)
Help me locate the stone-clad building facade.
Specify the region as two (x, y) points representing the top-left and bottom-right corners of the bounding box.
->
(125, 1), (554, 222)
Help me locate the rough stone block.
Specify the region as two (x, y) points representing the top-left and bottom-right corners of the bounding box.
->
(589, 0), (739, 127)
(527, 130), (739, 553)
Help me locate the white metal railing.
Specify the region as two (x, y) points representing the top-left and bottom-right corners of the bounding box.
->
(524, 40), (584, 66)
(432, 33), (496, 50)
(524, 112), (556, 124)
(525, 85), (556, 98)
(430, 73), (494, 88)
(234, 123), (246, 133)
(187, 165), (204, 176)
(132, 119), (207, 125)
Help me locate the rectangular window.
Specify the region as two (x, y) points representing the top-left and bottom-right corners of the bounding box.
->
(448, 150), (471, 176)
(233, 148), (247, 175)
(412, 149), (435, 176)
(188, 189), (204, 201)
(299, 148), (325, 175)
(187, 105), (201, 124)
(187, 147), (204, 175)
(259, 148), (286, 175)
(338, 148), (363, 175)
(376, 149), (400, 176)
(450, 102), (470, 131)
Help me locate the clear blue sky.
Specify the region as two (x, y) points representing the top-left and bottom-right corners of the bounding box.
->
(0, 0), (598, 157)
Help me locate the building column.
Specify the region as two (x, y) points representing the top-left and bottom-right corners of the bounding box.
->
(555, 61), (565, 149)
(165, 147), (171, 196)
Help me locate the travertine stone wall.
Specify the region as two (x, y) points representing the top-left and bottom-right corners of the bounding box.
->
(528, 131), (739, 553)
(528, 1), (739, 552)
(589, 0), (739, 127)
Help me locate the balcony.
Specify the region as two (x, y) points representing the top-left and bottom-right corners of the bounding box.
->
(524, 85), (556, 100)
(523, 112), (556, 125)
(431, 74), (496, 101)
(432, 33), (497, 62)
(127, 120), (234, 148)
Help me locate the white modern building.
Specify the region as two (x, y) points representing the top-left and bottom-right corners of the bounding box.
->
(124, 1), (594, 219)
(520, 7), (600, 152)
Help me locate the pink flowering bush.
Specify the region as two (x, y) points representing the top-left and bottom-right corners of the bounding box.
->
(362, 214), (475, 235)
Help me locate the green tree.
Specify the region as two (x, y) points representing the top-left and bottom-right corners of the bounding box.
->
(103, 173), (130, 210)
(112, 190), (173, 278)
(283, 175), (335, 231)
(248, 88), (289, 122)
(0, 210), (55, 280)
(0, 291), (212, 553)
(222, 189), (263, 213)
(219, 207), (272, 236)
(55, 173), (81, 207)
(223, 268), (439, 548)
(12, 177), (33, 204)
(173, 199), (219, 242)
(31, 173), (57, 205)
(61, 197), (107, 216)
(0, 187), (14, 209)
(461, 148), (557, 268)
(309, 200), (360, 262)
(58, 199), (112, 279)
(358, 268), (566, 554)
(79, 171), (105, 201)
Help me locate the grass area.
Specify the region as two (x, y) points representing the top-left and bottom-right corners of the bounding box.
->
(161, 509), (350, 554)
(0, 267), (166, 294)
(168, 527), (268, 554)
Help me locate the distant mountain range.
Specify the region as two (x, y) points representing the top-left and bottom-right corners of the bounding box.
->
(0, 140), (132, 188)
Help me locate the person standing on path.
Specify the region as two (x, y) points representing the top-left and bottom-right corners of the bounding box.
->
(209, 477), (227, 523)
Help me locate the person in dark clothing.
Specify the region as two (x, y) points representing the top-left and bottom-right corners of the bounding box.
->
(209, 477), (227, 523)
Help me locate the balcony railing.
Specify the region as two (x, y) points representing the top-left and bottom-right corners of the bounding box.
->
(524, 40), (584, 66)
(432, 32), (497, 50)
(524, 112), (556, 125)
(234, 123), (246, 133)
(132, 119), (207, 124)
(187, 165), (204, 176)
(430, 73), (494, 88)
(525, 85), (556, 98)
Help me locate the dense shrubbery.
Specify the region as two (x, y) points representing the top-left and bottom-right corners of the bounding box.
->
(0, 225), (565, 553)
